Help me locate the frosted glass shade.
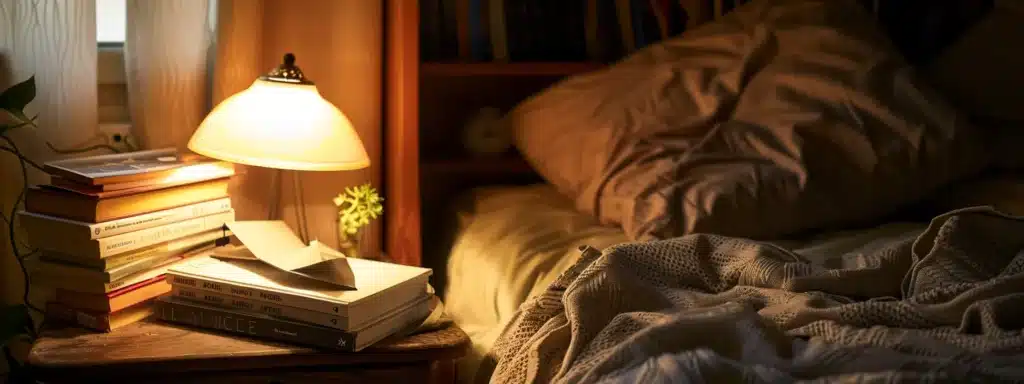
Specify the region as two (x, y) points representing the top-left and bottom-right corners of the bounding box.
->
(188, 79), (370, 171)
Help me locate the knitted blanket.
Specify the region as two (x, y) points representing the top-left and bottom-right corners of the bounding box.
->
(486, 207), (1024, 383)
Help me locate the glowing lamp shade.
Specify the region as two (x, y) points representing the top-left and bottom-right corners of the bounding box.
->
(188, 76), (369, 171)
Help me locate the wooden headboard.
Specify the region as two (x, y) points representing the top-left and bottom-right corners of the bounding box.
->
(382, 0), (994, 268)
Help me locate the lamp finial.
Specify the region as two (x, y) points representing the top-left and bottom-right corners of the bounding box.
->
(260, 52), (312, 85)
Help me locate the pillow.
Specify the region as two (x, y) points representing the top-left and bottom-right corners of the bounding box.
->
(509, 0), (988, 240)
(926, 0), (1024, 169)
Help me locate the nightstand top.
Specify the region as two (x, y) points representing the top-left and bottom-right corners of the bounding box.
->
(28, 319), (469, 380)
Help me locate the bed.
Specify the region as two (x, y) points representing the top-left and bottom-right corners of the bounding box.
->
(397, 0), (1024, 382)
(443, 184), (943, 381)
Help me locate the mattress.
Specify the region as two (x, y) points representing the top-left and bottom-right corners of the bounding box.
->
(442, 184), (929, 382)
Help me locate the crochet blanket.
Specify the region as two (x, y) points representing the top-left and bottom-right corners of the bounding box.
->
(486, 207), (1024, 383)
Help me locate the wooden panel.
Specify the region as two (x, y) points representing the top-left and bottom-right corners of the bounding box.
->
(124, 0), (213, 150)
(385, 0), (422, 266)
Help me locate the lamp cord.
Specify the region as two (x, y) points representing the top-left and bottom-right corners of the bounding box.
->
(268, 168), (281, 220)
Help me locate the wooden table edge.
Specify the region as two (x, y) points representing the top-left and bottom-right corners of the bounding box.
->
(27, 322), (471, 379)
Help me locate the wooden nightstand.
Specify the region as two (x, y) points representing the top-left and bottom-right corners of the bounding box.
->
(27, 319), (469, 383)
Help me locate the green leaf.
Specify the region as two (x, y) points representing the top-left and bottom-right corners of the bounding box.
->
(0, 76), (36, 113)
(0, 304), (31, 347)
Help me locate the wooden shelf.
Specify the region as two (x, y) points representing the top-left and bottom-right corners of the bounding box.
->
(421, 157), (534, 175)
(421, 62), (605, 77)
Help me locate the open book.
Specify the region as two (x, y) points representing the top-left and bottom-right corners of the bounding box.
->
(212, 221), (356, 289)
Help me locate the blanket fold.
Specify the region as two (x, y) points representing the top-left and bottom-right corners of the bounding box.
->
(487, 207), (1024, 383)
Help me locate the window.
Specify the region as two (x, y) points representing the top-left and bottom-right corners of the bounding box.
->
(97, 0), (126, 43)
(97, 0), (127, 124)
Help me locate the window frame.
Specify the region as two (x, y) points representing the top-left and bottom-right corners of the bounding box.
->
(97, 42), (128, 123)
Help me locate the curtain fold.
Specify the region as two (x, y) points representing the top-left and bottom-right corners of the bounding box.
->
(0, 0), (97, 304)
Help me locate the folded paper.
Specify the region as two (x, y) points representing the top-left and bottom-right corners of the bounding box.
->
(212, 221), (356, 289)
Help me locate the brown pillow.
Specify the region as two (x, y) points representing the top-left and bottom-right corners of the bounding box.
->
(926, 0), (1024, 169)
(509, 0), (988, 240)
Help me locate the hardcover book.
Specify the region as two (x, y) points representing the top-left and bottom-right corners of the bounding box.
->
(46, 300), (156, 332)
(55, 277), (170, 313)
(25, 178), (230, 223)
(167, 256), (431, 327)
(156, 294), (430, 351)
(28, 210), (234, 259)
(42, 148), (228, 186)
(18, 198), (232, 241)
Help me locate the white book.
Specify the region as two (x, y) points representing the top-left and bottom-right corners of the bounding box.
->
(157, 294), (431, 352)
(167, 256), (431, 328)
(170, 285), (401, 331)
(31, 210), (234, 259)
(19, 198), (231, 241)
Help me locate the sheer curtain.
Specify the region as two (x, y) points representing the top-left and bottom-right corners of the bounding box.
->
(0, 0), (98, 305)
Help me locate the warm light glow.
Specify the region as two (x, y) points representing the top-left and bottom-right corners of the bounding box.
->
(160, 162), (235, 183)
(188, 79), (370, 171)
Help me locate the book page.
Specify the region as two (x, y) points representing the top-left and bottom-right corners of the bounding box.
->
(225, 221), (355, 288)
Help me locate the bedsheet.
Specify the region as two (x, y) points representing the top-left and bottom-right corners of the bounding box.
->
(487, 206), (1024, 383)
(443, 185), (929, 382)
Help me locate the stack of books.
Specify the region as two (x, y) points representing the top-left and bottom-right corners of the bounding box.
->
(158, 255), (432, 351)
(19, 148), (236, 332)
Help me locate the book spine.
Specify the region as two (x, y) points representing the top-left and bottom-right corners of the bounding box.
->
(97, 210), (234, 257)
(109, 230), (225, 270)
(106, 253), (183, 282)
(167, 273), (347, 316)
(42, 229), (225, 270)
(489, 0), (508, 61)
(156, 298), (356, 351)
(90, 198), (232, 239)
(102, 257), (194, 293)
(171, 286), (351, 330)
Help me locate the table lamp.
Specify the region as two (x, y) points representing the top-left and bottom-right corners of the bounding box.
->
(188, 53), (370, 241)
(189, 53), (369, 170)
